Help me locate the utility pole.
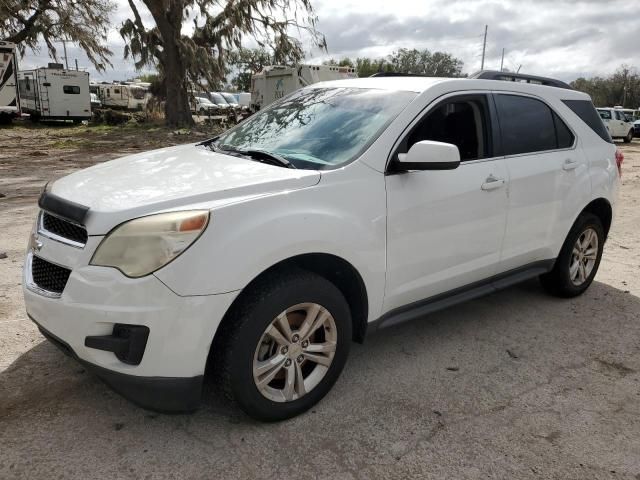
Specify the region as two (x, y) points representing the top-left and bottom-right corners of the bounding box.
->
(481, 25), (488, 71)
(62, 39), (69, 69)
(500, 48), (505, 72)
(75, 59), (79, 71)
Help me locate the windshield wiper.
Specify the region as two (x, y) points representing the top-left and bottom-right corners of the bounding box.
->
(211, 143), (296, 169)
(245, 149), (296, 169)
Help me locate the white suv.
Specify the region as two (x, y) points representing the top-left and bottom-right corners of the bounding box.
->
(597, 107), (635, 143)
(23, 74), (622, 420)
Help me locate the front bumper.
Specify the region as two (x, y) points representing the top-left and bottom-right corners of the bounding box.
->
(23, 229), (239, 411)
(33, 319), (203, 412)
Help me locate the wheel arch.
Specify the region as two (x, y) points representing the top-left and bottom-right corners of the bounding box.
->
(213, 253), (370, 350)
(582, 197), (613, 238)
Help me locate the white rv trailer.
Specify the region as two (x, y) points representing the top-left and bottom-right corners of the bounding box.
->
(0, 41), (20, 123)
(17, 66), (90, 122)
(250, 64), (358, 110)
(96, 83), (148, 110)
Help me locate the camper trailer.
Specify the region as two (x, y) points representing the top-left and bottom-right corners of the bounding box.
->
(0, 41), (20, 123)
(96, 83), (148, 110)
(18, 65), (90, 122)
(251, 65), (358, 110)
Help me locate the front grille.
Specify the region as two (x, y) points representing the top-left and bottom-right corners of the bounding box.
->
(31, 256), (72, 294)
(42, 212), (88, 245)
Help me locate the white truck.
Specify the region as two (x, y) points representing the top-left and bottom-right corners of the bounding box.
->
(0, 41), (20, 124)
(18, 66), (90, 122)
(251, 64), (357, 111)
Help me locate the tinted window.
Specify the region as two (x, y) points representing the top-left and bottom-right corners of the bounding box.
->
(565, 100), (613, 143)
(404, 96), (491, 161)
(63, 85), (80, 94)
(495, 94), (556, 155)
(553, 112), (574, 149)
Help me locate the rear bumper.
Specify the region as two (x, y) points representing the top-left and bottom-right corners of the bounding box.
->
(34, 318), (202, 412)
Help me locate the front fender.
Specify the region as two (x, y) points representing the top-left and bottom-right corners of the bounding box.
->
(154, 161), (388, 320)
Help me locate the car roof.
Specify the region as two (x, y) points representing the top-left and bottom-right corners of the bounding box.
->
(310, 77), (591, 101)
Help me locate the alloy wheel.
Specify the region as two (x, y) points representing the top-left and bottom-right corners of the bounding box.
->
(253, 303), (337, 403)
(569, 227), (598, 286)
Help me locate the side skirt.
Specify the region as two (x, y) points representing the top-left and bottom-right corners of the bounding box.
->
(368, 259), (555, 333)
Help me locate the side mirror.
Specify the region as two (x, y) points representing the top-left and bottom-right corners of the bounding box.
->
(395, 140), (461, 171)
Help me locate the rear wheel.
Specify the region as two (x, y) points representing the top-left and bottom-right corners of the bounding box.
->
(624, 130), (633, 143)
(214, 269), (351, 421)
(539, 212), (604, 297)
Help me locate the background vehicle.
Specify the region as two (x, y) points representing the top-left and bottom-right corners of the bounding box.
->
(237, 92), (251, 108)
(597, 107), (634, 142)
(250, 64), (357, 110)
(191, 94), (217, 114)
(220, 92), (249, 112)
(90, 93), (101, 109)
(18, 66), (90, 122)
(0, 41), (20, 124)
(208, 92), (232, 110)
(96, 83), (148, 110)
(24, 73), (619, 421)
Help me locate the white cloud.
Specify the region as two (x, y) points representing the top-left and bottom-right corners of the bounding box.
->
(17, 0), (639, 82)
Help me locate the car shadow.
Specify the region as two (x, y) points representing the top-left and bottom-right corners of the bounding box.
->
(1, 279), (639, 477)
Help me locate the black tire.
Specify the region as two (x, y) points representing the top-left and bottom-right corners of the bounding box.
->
(623, 130), (633, 143)
(213, 268), (351, 421)
(539, 212), (605, 297)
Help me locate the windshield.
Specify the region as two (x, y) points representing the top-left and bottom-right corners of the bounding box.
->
(210, 93), (228, 104)
(216, 87), (416, 169)
(221, 93), (239, 104)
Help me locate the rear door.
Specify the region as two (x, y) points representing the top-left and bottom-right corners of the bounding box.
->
(494, 92), (588, 272)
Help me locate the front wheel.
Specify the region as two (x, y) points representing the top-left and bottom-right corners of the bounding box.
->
(214, 269), (351, 421)
(539, 212), (604, 297)
(624, 130), (633, 143)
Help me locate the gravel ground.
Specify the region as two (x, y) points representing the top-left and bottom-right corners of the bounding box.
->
(1, 124), (639, 479)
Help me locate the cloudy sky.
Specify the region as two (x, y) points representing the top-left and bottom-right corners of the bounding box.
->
(19, 0), (639, 83)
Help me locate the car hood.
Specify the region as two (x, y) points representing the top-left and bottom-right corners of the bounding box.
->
(50, 143), (321, 234)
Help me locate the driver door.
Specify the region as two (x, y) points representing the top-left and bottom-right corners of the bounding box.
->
(383, 93), (508, 313)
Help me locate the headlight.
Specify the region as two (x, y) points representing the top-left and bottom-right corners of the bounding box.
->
(91, 210), (210, 278)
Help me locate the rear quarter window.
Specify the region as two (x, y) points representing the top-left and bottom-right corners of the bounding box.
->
(564, 100), (613, 144)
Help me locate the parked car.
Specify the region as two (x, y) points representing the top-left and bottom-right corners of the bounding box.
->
(90, 93), (101, 109)
(191, 94), (217, 115)
(24, 73), (621, 421)
(597, 107), (634, 142)
(220, 91), (249, 111)
(208, 92), (232, 109)
(634, 119), (640, 137)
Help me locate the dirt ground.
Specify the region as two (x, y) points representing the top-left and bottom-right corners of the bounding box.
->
(1, 122), (639, 479)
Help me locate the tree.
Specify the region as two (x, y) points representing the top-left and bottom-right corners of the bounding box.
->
(355, 57), (393, 77)
(121, 0), (325, 128)
(0, 0), (114, 71)
(571, 66), (640, 108)
(387, 48), (464, 77)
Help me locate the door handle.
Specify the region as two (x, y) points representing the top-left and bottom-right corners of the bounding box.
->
(562, 159), (578, 171)
(481, 175), (505, 191)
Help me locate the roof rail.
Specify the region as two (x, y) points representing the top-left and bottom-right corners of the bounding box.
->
(369, 72), (427, 78)
(469, 70), (573, 90)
